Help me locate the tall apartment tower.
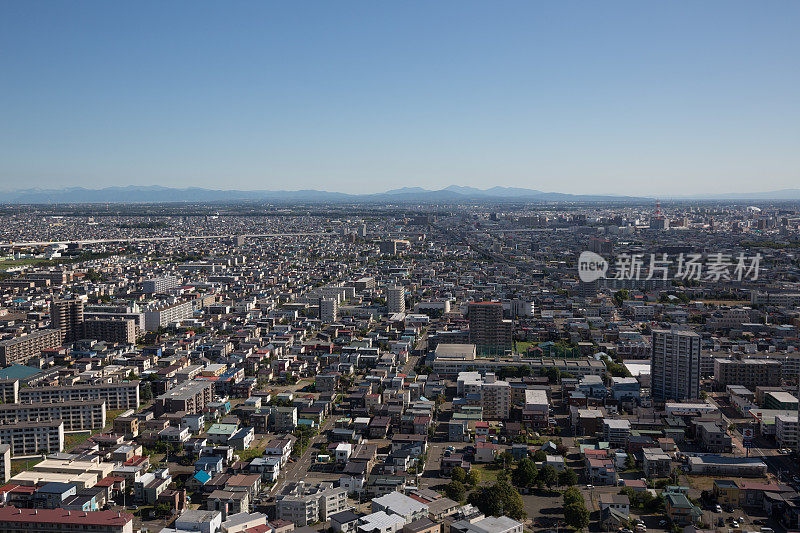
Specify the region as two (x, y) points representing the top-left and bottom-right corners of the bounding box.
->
(387, 286), (405, 314)
(651, 329), (701, 401)
(320, 299), (338, 323)
(51, 298), (85, 343)
(468, 302), (513, 356)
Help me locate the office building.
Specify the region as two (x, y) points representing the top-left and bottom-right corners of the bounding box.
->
(467, 302), (513, 356)
(651, 329), (701, 401)
(51, 298), (85, 343)
(386, 287), (405, 314)
(0, 329), (62, 366)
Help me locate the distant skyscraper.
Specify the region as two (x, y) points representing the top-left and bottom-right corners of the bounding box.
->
(387, 286), (405, 314)
(651, 329), (701, 401)
(588, 237), (613, 255)
(468, 302), (512, 356)
(51, 298), (84, 343)
(320, 298), (338, 323)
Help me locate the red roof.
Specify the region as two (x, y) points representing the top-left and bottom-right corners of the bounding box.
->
(0, 507), (133, 526)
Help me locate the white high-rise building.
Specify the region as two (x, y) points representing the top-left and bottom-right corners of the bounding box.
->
(651, 329), (701, 401)
(320, 299), (338, 323)
(480, 372), (510, 419)
(387, 286), (405, 314)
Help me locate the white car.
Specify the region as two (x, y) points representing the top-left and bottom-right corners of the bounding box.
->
(732, 521), (739, 528)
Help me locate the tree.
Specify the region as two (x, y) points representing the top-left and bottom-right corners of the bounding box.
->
(512, 458), (537, 488)
(538, 464), (558, 488)
(140, 382), (153, 403)
(613, 289), (630, 307)
(496, 451), (514, 468)
(451, 466), (467, 483)
(465, 469), (480, 486)
(532, 450), (547, 462)
(564, 502), (590, 530)
(493, 480), (526, 519)
(563, 487), (584, 506)
(558, 468), (578, 487)
(468, 481), (526, 520)
(445, 480), (466, 502)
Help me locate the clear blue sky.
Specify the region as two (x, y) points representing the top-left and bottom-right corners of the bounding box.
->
(1, 1), (798, 195)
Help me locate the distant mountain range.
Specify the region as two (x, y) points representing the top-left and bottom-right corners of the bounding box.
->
(0, 185), (798, 204)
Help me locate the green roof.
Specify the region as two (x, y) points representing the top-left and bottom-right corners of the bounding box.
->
(0, 364), (41, 380)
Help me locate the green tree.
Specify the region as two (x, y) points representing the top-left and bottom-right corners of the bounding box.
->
(558, 468), (578, 487)
(613, 289), (630, 307)
(445, 480), (466, 502)
(563, 487), (584, 506)
(564, 502), (590, 530)
(451, 466), (467, 483)
(532, 450), (547, 462)
(538, 464), (558, 488)
(512, 458), (537, 488)
(467, 481), (526, 520)
(140, 382), (153, 403)
(465, 469), (480, 486)
(493, 480), (526, 519)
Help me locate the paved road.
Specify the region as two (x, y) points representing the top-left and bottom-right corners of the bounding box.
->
(271, 415), (336, 492)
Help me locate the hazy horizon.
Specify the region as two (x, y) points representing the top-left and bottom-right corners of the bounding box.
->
(2, 1), (799, 196)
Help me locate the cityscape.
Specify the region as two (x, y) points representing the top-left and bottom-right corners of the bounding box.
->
(1, 4), (800, 533)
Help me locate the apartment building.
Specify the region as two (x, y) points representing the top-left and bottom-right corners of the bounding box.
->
(602, 419), (631, 447)
(0, 508), (134, 533)
(143, 301), (194, 331)
(82, 318), (137, 344)
(276, 481), (348, 526)
(142, 276), (180, 294)
(386, 287), (405, 314)
(154, 380), (214, 415)
(0, 329), (62, 366)
(0, 421), (64, 456)
(51, 298), (85, 343)
(320, 299), (338, 323)
(522, 389), (549, 428)
(714, 358), (781, 389)
(776, 414), (798, 450)
(20, 382), (140, 410)
(480, 373), (510, 420)
(0, 400), (106, 431)
(467, 302), (512, 356)
(0, 379), (19, 404)
(651, 329), (701, 401)
(0, 444), (10, 483)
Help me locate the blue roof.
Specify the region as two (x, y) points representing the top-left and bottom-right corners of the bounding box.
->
(192, 470), (212, 484)
(0, 364), (42, 380)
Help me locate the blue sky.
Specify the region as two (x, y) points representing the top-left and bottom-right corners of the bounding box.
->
(1, 1), (798, 195)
